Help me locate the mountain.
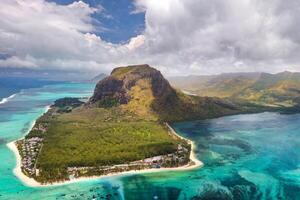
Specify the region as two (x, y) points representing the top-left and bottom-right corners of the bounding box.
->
(17, 64), (247, 183)
(89, 73), (107, 83)
(169, 71), (300, 108)
(88, 64), (243, 121)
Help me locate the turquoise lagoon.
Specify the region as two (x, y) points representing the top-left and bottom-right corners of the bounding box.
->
(1, 82), (300, 200)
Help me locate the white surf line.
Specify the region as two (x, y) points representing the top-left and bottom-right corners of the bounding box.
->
(0, 94), (17, 105)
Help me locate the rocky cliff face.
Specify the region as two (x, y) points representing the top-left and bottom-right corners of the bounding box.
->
(88, 64), (174, 105)
(89, 76), (130, 104)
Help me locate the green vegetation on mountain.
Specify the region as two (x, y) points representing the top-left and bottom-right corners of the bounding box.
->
(20, 64), (250, 183)
(170, 71), (300, 109)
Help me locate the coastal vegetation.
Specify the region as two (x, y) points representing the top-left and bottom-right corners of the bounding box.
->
(19, 103), (190, 183)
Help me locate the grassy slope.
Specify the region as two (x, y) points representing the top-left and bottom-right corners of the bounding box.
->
(118, 65), (244, 122)
(152, 89), (242, 122)
(170, 72), (300, 108)
(234, 72), (300, 107)
(197, 78), (257, 98)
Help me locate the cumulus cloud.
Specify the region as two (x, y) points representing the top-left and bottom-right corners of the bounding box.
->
(0, 0), (300, 75)
(133, 0), (300, 75)
(0, 0), (128, 73)
(126, 35), (145, 51)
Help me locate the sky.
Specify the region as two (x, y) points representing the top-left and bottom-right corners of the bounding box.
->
(0, 0), (300, 77)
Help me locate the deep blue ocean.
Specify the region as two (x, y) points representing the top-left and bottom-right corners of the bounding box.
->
(0, 81), (299, 200)
(0, 77), (61, 99)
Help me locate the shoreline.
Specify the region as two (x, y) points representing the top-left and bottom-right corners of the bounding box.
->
(6, 105), (51, 187)
(7, 141), (43, 187)
(165, 123), (203, 167)
(7, 110), (203, 188)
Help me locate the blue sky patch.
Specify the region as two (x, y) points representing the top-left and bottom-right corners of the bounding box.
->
(48, 0), (145, 43)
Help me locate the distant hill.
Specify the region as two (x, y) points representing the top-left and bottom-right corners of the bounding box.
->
(89, 73), (107, 83)
(169, 71), (300, 108)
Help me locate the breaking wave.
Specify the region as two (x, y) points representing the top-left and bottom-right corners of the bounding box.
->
(0, 94), (17, 105)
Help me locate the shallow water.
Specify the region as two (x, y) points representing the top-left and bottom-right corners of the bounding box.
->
(0, 83), (300, 200)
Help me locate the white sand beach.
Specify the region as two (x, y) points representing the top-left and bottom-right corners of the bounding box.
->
(166, 123), (203, 168)
(7, 141), (43, 187)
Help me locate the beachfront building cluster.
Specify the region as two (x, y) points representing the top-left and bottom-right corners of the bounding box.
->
(67, 144), (190, 179)
(133, 144), (189, 167)
(16, 120), (48, 177)
(17, 137), (43, 176)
